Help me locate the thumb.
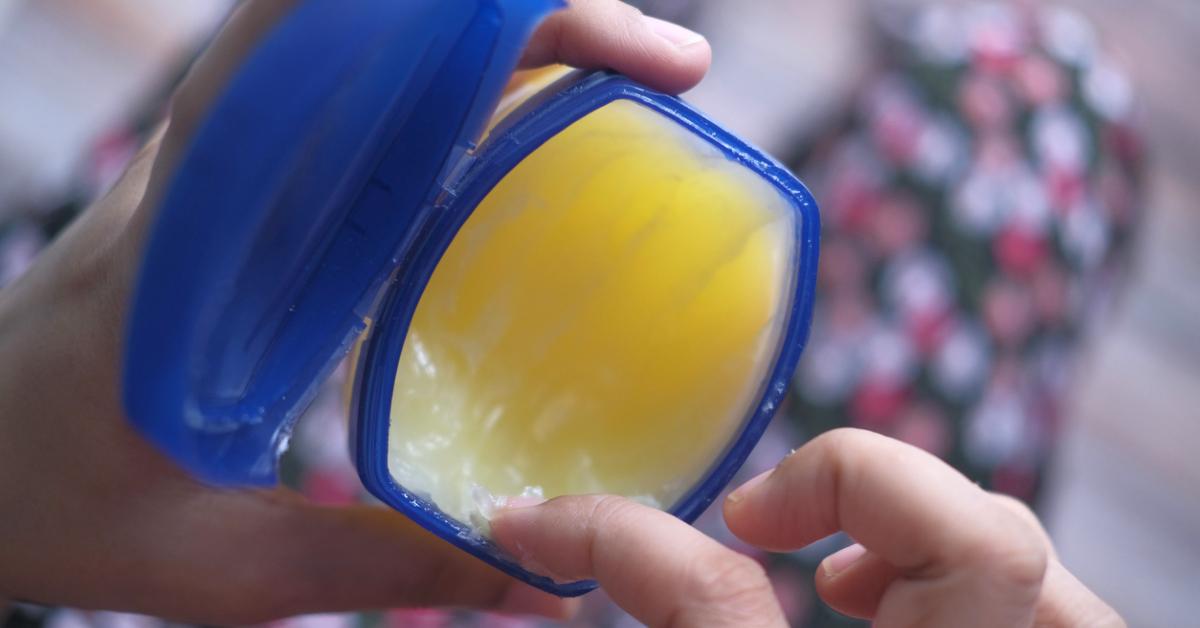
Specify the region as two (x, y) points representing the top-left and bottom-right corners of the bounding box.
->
(520, 0), (711, 93)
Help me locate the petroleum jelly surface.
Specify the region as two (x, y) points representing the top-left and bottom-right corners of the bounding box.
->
(389, 99), (795, 528)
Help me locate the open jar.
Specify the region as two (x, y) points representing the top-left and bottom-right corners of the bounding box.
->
(124, 0), (819, 596)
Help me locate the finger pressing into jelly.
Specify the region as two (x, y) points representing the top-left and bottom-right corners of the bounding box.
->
(492, 495), (787, 628)
(723, 429), (1049, 627)
(521, 0), (711, 94)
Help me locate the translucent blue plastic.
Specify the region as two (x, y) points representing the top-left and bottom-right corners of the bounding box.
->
(124, 0), (562, 485)
(124, 0), (820, 598)
(349, 70), (820, 596)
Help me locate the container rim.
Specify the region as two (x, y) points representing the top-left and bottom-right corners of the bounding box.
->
(349, 71), (821, 597)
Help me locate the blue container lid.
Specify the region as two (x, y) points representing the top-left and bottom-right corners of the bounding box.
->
(123, 0), (564, 485)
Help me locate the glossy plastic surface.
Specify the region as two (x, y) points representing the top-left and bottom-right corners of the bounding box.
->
(123, 0), (561, 485)
(350, 71), (821, 596)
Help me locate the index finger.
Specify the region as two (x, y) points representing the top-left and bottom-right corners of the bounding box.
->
(723, 429), (1049, 627)
(490, 495), (786, 628)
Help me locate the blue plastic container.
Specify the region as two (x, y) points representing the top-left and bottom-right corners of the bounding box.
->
(123, 0), (819, 596)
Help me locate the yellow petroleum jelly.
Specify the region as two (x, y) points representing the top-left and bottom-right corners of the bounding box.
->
(388, 99), (795, 528)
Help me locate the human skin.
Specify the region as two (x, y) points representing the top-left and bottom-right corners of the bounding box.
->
(491, 428), (1125, 628)
(0, 0), (708, 623)
(0, 1), (1123, 625)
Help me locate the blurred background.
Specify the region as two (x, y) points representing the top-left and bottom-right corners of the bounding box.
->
(1, 0), (1196, 626)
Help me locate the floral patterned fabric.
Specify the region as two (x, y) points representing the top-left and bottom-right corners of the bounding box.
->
(770, 3), (1144, 624)
(1, 2), (1142, 627)
(789, 2), (1143, 509)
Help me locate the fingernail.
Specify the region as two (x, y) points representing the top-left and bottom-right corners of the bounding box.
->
(643, 15), (707, 49)
(499, 495), (547, 510)
(821, 543), (867, 579)
(726, 468), (773, 506)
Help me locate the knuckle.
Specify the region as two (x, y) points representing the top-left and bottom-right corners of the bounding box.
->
(801, 428), (869, 525)
(618, 3), (646, 26)
(990, 493), (1054, 553)
(1000, 530), (1050, 591)
(808, 428), (873, 468)
(567, 0), (643, 29)
(584, 494), (643, 566)
(688, 552), (774, 617)
(990, 493), (1038, 523)
(998, 504), (1050, 586)
(995, 544), (1049, 597)
(586, 494), (641, 529)
(966, 507), (1050, 594)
